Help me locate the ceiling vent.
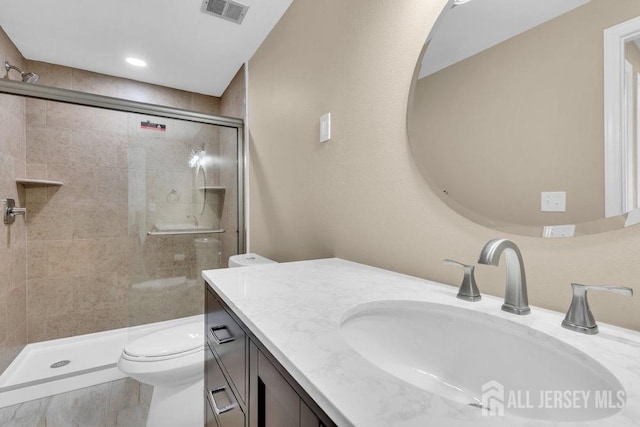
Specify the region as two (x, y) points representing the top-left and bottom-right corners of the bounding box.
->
(201, 0), (249, 25)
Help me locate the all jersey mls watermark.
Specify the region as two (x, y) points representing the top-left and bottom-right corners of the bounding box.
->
(480, 380), (626, 416)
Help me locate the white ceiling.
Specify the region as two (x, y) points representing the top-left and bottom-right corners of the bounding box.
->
(0, 0), (293, 96)
(420, 0), (591, 78)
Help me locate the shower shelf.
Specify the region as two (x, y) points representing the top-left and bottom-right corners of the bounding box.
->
(15, 179), (64, 187)
(198, 186), (225, 191)
(147, 228), (225, 236)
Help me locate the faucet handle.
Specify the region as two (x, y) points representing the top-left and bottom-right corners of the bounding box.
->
(562, 283), (633, 334)
(443, 259), (481, 302)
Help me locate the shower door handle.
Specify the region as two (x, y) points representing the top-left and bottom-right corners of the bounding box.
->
(210, 325), (234, 344)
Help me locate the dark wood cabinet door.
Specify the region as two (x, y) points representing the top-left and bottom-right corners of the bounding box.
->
(300, 401), (321, 427)
(258, 350), (300, 427)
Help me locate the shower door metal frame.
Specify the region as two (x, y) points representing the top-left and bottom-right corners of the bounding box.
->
(0, 78), (246, 255)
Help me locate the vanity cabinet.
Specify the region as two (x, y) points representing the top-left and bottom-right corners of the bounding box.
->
(205, 285), (335, 427)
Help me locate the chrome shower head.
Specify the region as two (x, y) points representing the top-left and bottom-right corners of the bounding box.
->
(21, 72), (39, 84)
(4, 61), (39, 84)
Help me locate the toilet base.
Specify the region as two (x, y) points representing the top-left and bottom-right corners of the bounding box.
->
(146, 378), (204, 427)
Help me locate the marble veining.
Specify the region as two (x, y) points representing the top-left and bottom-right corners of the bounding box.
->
(203, 258), (640, 427)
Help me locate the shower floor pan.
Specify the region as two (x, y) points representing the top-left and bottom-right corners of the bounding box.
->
(0, 314), (202, 408)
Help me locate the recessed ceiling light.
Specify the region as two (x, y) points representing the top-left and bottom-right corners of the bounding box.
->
(453, 0), (473, 5)
(126, 57), (147, 67)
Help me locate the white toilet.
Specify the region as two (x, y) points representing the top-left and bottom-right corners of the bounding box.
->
(117, 319), (205, 427)
(117, 254), (274, 426)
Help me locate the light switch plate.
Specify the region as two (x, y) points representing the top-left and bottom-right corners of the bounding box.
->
(541, 191), (566, 212)
(320, 113), (331, 143)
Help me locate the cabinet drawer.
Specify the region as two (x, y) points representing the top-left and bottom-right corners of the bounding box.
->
(207, 289), (247, 403)
(207, 349), (245, 427)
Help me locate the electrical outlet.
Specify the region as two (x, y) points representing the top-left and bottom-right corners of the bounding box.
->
(541, 191), (566, 212)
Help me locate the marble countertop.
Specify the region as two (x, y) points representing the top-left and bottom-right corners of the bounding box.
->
(202, 258), (640, 427)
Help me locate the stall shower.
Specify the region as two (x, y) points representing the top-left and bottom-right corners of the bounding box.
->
(0, 59), (245, 423)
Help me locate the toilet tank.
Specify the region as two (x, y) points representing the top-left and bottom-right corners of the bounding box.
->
(228, 253), (277, 268)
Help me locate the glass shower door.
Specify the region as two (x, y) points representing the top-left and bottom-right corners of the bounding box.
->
(127, 114), (240, 327)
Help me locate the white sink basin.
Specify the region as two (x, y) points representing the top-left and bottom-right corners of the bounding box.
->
(340, 300), (625, 421)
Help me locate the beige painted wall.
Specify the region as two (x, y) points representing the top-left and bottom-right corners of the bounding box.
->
(0, 27), (27, 373)
(411, 0), (640, 229)
(248, 0), (640, 331)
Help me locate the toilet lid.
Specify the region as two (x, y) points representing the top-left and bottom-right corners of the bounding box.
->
(124, 322), (204, 358)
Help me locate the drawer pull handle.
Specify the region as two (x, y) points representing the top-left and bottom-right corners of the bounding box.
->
(210, 325), (234, 344)
(209, 386), (238, 415)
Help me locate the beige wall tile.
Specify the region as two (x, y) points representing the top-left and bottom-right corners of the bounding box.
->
(116, 79), (191, 109)
(71, 274), (128, 312)
(27, 277), (76, 318)
(45, 164), (95, 204)
(26, 125), (73, 165)
(0, 326), (26, 374)
(0, 292), (7, 344)
(26, 99), (46, 126)
(46, 101), (95, 130)
(47, 239), (97, 277)
(25, 60), (73, 89)
(72, 69), (119, 97)
(191, 93), (221, 115)
(94, 109), (128, 136)
(13, 242), (26, 286)
(95, 239), (133, 275)
(73, 204), (128, 239)
(94, 168), (128, 204)
(220, 65), (246, 119)
(27, 240), (48, 279)
(26, 162), (48, 179)
(27, 202), (74, 241)
(71, 130), (126, 168)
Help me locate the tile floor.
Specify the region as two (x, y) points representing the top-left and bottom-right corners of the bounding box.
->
(0, 378), (152, 427)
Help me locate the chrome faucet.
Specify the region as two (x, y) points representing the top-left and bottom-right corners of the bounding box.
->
(562, 283), (633, 334)
(478, 239), (530, 315)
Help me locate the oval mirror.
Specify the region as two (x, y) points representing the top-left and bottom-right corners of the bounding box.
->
(408, 0), (640, 236)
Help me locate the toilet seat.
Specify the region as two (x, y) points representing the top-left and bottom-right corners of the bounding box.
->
(122, 321), (204, 361)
